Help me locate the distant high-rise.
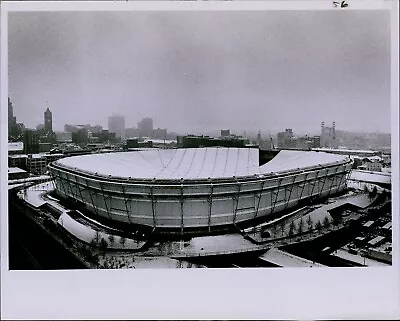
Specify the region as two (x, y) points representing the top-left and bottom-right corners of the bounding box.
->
(221, 129), (230, 137)
(23, 130), (40, 154)
(320, 121), (338, 149)
(277, 128), (295, 149)
(8, 98), (17, 138)
(257, 131), (262, 144)
(8, 98), (23, 141)
(108, 115), (126, 139)
(44, 107), (53, 133)
(125, 127), (139, 139)
(72, 128), (89, 145)
(138, 117), (153, 138)
(8, 98), (16, 126)
(153, 128), (167, 139)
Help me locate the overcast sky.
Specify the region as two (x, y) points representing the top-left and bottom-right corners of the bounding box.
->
(8, 10), (391, 135)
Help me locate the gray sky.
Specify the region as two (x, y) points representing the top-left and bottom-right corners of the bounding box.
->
(8, 10), (391, 135)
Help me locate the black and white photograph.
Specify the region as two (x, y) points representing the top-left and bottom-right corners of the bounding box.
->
(1, 1), (399, 319)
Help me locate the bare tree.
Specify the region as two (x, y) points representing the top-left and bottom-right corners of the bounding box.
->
(306, 215), (313, 231)
(271, 224), (278, 238)
(288, 220), (296, 237)
(120, 236), (126, 248)
(323, 216), (330, 228)
(298, 217), (305, 234)
(370, 186), (378, 199)
(332, 213), (343, 226)
(94, 230), (101, 244)
(90, 238), (98, 247)
(100, 238), (108, 251)
(280, 220), (286, 236)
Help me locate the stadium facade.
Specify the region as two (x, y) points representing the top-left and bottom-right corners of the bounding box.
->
(48, 148), (353, 235)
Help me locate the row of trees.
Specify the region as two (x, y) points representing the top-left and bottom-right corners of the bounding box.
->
(90, 230), (127, 249)
(98, 256), (133, 269)
(268, 215), (334, 238)
(287, 216), (332, 237)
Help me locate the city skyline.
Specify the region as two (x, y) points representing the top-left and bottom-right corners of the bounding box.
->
(9, 10), (391, 134)
(8, 101), (391, 139)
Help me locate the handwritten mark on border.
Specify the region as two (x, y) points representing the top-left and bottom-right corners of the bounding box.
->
(333, 1), (349, 8)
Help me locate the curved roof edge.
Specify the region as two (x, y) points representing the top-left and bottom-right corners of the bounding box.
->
(51, 148), (351, 182)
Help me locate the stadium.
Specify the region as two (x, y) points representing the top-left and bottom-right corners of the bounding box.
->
(48, 147), (353, 236)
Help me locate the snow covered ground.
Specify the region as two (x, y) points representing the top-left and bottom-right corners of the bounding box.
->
(58, 212), (145, 250)
(183, 234), (256, 254)
(349, 170), (391, 185)
(260, 248), (325, 268)
(18, 181), (145, 250)
(271, 193), (373, 237)
(98, 254), (202, 269)
(17, 181), (54, 208)
(347, 180), (390, 193)
(331, 249), (389, 267)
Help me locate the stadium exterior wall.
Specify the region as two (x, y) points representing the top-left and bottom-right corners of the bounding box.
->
(48, 153), (352, 234)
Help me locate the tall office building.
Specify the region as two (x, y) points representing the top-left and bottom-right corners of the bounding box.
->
(320, 121), (338, 149)
(125, 127), (139, 138)
(221, 129), (230, 137)
(8, 98), (16, 128)
(23, 130), (40, 154)
(277, 128), (296, 149)
(44, 107), (53, 133)
(8, 98), (17, 140)
(153, 128), (167, 139)
(108, 115), (126, 139)
(138, 117), (153, 138)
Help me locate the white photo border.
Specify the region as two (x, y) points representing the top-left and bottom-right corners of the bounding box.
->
(1, 1), (399, 320)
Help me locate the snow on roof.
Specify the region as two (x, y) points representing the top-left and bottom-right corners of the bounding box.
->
(312, 148), (379, 154)
(56, 147), (260, 180)
(9, 175), (51, 185)
(8, 167), (27, 174)
(349, 170), (391, 185)
(9, 154), (28, 159)
(8, 142), (24, 151)
(368, 236), (385, 246)
(351, 155), (382, 162)
(365, 156), (382, 161)
(363, 221), (374, 227)
(54, 148), (348, 180)
(45, 153), (64, 157)
(30, 154), (47, 159)
(8, 183), (27, 190)
(143, 139), (177, 144)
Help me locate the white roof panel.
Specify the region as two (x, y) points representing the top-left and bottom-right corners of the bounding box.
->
(54, 148), (348, 180)
(260, 150), (347, 173)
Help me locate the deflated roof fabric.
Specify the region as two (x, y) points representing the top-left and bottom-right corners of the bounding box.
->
(55, 148), (348, 180)
(259, 150), (346, 173)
